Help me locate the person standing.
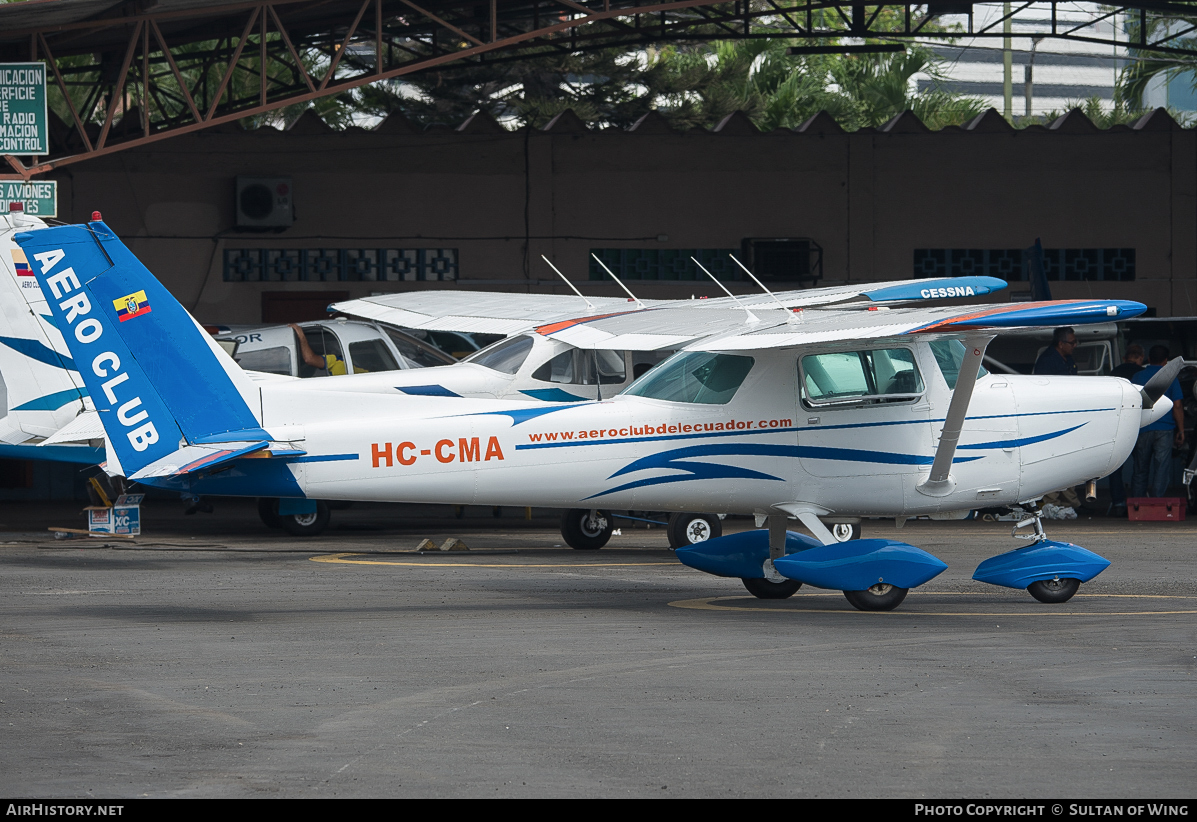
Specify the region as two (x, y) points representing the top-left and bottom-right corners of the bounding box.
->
(1033, 327), (1083, 510)
(1130, 345), (1185, 498)
(1108, 344), (1145, 515)
(1033, 327), (1079, 375)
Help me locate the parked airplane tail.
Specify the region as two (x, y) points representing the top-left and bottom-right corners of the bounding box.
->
(13, 219), (285, 479)
(0, 214), (89, 441)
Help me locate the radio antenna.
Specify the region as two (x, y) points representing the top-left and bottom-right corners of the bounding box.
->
(729, 254), (798, 323)
(541, 255), (596, 312)
(590, 253), (645, 310)
(691, 257), (759, 324)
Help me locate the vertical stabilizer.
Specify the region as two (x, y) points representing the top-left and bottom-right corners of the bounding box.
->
(0, 213), (88, 440)
(14, 220), (266, 476)
(1024, 238), (1052, 302)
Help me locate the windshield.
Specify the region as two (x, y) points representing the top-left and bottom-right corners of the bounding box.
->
(464, 334), (534, 374)
(383, 328), (455, 368)
(625, 352), (754, 404)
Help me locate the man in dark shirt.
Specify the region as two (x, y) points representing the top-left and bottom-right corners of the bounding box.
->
(1108, 344), (1146, 514)
(1033, 327), (1079, 375)
(1111, 343), (1145, 380)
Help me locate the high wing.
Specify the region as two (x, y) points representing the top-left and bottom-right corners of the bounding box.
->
(329, 276), (1007, 337)
(536, 298), (1148, 352)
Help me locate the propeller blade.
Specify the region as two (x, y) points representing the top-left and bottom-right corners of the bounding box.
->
(1140, 357), (1186, 403)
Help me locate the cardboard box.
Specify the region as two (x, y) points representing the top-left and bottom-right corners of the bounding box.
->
(86, 493), (144, 536)
(1127, 497), (1187, 522)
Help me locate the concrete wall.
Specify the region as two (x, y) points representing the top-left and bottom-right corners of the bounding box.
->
(48, 107), (1197, 323)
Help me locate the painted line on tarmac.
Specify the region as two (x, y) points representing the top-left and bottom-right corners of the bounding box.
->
(311, 552), (677, 568)
(669, 594), (1197, 616)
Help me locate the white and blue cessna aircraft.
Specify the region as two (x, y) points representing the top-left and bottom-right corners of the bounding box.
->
(0, 208), (1012, 543)
(15, 218), (1174, 611)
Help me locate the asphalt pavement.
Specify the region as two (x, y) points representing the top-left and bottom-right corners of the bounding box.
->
(1, 500), (1194, 798)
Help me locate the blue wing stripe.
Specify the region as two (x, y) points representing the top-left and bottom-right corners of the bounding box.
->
(0, 336), (76, 371)
(12, 388), (85, 411)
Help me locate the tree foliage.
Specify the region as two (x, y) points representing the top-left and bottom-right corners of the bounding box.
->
(354, 37), (986, 133)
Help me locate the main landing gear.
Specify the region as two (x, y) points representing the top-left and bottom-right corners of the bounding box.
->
(1027, 577), (1081, 604)
(843, 583), (908, 612)
(258, 498), (332, 537)
(741, 577), (802, 599)
(667, 512), (723, 548)
(561, 508), (614, 550)
(560, 509), (723, 550)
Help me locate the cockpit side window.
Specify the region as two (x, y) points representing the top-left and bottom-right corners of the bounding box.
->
(624, 352), (754, 405)
(532, 349), (627, 385)
(800, 347), (924, 406)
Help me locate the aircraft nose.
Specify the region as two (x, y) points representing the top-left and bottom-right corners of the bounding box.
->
(1139, 388), (1174, 428)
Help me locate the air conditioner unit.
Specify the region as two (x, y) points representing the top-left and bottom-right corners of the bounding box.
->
(740, 238), (823, 284)
(236, 176), (293, 228)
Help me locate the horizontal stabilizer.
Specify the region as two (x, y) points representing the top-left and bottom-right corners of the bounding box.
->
(40, 409), (103, 444)
(129, 439), (306, 480)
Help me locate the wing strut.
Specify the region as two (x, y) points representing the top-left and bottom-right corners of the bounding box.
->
(917, 334), (995, 498)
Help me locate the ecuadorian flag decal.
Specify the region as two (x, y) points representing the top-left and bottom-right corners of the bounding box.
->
(10, 248), (31, 274)
(114, 290), (151, 322)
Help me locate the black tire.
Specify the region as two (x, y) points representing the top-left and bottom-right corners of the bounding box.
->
(258, 498), (282, 529)
(1027, 578), (1081, 604)
(667, 512), (723, 549)
(828, 522), (861, 542)
(561, 509), (613, 550)
(279, 501), (331, 537)
(742, 577), (802, 599)
(843, 584), (909, 611)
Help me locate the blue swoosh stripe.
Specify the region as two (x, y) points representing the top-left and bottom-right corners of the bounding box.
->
(609, 443), (798, 478)
(0, 336), (76, 371)
(959, 423), (1086, 450)
(461, 405), (583, 426)
(587, 442), (982, 500)
(398, 385), (461, 398)
(279, 453), (358, 463)
(13, 388), (85, 411)
(519, 388), (589, 403)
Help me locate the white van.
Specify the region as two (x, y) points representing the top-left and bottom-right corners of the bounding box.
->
(215, 319), (454, 378)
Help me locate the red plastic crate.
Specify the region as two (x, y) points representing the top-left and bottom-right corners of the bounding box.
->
(1127, 497), (1187, 522)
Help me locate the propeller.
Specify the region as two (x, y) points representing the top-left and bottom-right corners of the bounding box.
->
(1139, 357), (1186, 405)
